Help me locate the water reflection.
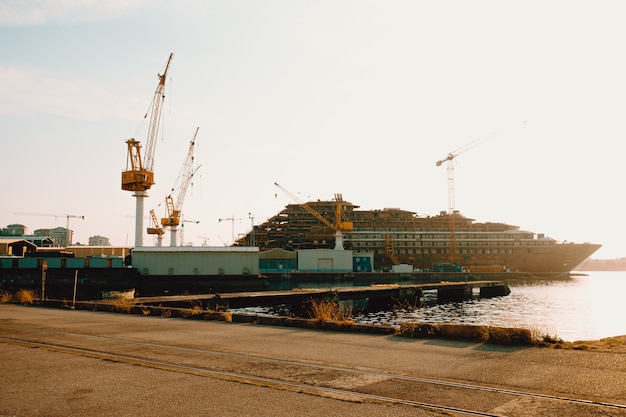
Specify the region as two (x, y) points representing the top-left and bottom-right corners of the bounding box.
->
(354, 271), (626, 341)
(234, 271), (626, 342)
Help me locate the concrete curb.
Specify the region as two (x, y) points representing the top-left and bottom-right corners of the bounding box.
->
(21, 300), (532, 346)
(400, 321), (533, 345)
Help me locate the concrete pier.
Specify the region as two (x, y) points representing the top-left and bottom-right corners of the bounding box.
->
(93, 280), (510, 313)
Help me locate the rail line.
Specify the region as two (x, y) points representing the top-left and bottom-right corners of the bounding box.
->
(1, 323), (625, 416)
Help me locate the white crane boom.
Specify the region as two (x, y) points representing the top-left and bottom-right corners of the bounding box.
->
(144, 53), (174, 173)
(436, 122), (526, 214)
(121, 53), (174, 249)
(161, 127), (201, 246)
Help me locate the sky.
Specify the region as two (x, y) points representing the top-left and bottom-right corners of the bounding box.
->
(1, 1), (625, 259)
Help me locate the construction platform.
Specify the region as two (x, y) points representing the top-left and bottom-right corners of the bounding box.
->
(89, 280), (511, 314)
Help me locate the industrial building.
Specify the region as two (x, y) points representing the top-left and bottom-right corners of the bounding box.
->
(132, 246), (260, 277)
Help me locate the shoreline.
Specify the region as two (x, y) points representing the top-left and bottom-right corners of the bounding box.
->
(6, 298), (626, 352)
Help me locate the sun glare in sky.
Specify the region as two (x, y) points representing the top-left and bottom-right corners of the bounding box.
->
(1, 1), (624, 259)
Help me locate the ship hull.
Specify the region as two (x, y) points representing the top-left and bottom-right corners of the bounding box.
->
(407, 242), (602, 274)
(240, 201), (601, 274)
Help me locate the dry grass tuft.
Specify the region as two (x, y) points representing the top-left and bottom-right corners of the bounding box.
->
(393, 297), (423, 312)
(180, 303), (204, 318)
(399, 322), (439, 338)
(111, 297), (135, 313)
(0, 290), (12, 303)
(528, 327), (565, 347)
(189, 300), (204, 314)
(306, 299), (354, 323)
(16, 289), (35, 304)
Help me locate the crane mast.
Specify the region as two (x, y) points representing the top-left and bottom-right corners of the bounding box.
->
(436, 140), (483, 264)
(435, 126), (511, 264)
(121, 53), (173, 248)
(161, 127), (201, 247)
(218, 215), (244, 246)
(147, 209), (165, 247)
(436, 122), (526, 215)
(435, 139), (483, 215)
(274, 183), (352, 250)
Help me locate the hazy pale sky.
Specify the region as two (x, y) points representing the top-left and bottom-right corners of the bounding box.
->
(1, 1), (624, 258)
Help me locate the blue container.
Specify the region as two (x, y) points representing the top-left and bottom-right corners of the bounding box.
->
(18, 258), (38, 268)
(66, 258), (85, 268)
(353, 256), (372, 272)
(88, 257), (107, 268)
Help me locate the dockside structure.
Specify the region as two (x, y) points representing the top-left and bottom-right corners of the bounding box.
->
(236, 199), (601, 274)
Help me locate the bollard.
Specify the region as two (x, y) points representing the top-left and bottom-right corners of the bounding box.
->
(480, 284), (511, 298)
(437, 285), (472, 302)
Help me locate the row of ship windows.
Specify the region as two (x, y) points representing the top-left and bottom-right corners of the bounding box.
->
(354, 248), (529, 255)
(351, 234), (535, 241)
(351, 241), (549, 247)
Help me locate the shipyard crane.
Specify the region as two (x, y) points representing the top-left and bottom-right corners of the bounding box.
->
(435, 122), (526, 263)
(179, 218), (200, 247)
(248, 213), (256, 247)
(274, 182), (353, 250)
(436, 139), (486, 215)
(161, 127), (202, 247)
(436, 122), (527, 214)
(146, 209), (165, 246)
(14, 212), (84, 247)
(121, 53), (174, 248)
(218, 215), (245, 245)
(436, 137), (488, 263)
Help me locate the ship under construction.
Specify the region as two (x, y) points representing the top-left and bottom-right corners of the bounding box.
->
(236, 196), (601, 274)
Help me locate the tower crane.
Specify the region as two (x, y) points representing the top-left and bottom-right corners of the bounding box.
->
(121, 53), (174, 248)
(179, 217), (200, 247)
(161, 127), (202, 247)
(247, 213), (256, 247)
(436, 136), (489, 264)
(147, 209), (165, 246)
(435, 122), (526, 264)
(436, 138), (486, 215)
(274, 182), (353, 250)
(218, 215), (245, 246)
(436, 121), (526, 214)
(14, 212), (84, 247)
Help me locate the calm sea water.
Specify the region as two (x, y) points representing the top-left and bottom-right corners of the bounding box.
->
(353, 271), (626, 342)
(236, 271), (626, 342)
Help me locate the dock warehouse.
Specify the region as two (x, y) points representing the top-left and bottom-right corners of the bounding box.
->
(132, 246), (260, 276)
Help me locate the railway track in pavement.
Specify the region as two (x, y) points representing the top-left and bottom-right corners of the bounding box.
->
(1, 323), (625, 416)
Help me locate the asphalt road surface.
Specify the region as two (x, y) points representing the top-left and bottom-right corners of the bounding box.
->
(1, 304), (625, 417)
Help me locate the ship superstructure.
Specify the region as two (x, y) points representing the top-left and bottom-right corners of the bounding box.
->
(238, 198), (601, 274)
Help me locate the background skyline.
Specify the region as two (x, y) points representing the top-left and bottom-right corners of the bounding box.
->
(1, 1), (624, 259)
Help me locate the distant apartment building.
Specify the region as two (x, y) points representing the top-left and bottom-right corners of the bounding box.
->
(89, 235), (111, 246)
(1, 224), (27, 236)
(35, 227), (72, 247)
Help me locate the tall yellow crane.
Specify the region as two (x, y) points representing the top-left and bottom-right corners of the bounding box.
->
(436, 139), (484, 216)
(147, 209), (165, 246)
(122, 53), (174, 248)
(436, 122), (526, 214)
(274, 182), (353, 250)
(436, 138), (486, 264)
(435, 122), (526, 263)
(161, 127), (201, 247)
